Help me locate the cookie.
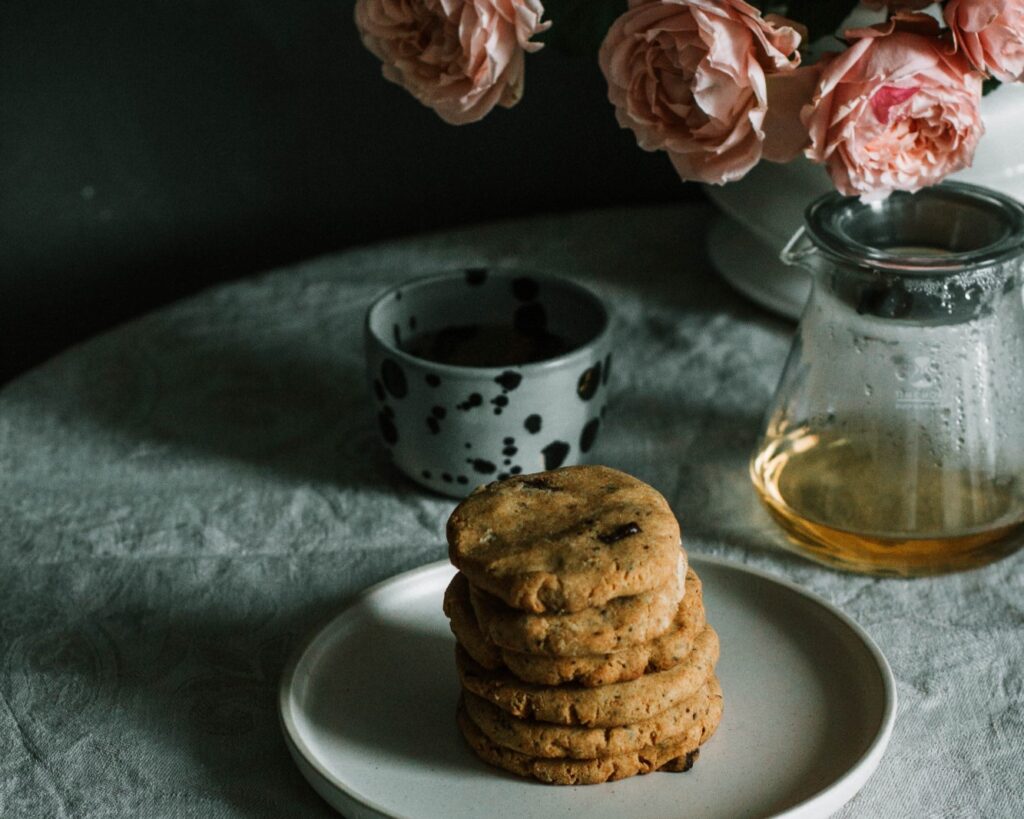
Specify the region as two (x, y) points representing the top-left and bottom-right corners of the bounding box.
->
(468, 558), (684, 657)
(447, 465), (684, 614)
(456, 625), (719, 728)
(443, 572), (503, 670)
(500, 569), (705, 686)
(463, 676), (721, 759)
(457, 685), (723, 785)
(446, 567), (705, 686)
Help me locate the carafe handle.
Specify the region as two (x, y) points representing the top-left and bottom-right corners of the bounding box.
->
(780, 226), (817, 268)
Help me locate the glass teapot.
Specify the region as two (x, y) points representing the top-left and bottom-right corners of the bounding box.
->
(752, 182), (1024, 575)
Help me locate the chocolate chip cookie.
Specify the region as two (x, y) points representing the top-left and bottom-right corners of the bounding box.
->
(463, 676), (721, 759)
(456, 625), (719, 727)
(447, 466), (683, 614)
(446, 567), (705, 686)
(457, 683), (723, 785)
(467, 557), (684, 656)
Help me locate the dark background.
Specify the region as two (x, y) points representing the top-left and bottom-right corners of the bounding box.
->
(0, 0), (704, 384)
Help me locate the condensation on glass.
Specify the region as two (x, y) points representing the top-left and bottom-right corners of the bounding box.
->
(753, 183), (1024, 575)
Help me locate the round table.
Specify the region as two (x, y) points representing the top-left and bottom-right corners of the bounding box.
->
(1, 205), (1020, 817)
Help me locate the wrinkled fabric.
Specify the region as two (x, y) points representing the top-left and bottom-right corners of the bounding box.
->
(0, 205), (1021, 817)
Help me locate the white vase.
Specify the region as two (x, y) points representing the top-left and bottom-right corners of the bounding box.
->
(705, 82), (1024, 319)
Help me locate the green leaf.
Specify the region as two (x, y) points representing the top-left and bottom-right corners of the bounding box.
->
(983, 77), (1002, 96)
(542, 0), (626, 57)
(784, 0), (859, 43)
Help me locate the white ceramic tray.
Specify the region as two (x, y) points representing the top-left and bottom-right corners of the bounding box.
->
(280, 557), (896, 819)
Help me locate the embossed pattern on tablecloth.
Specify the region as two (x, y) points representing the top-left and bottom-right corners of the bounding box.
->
(0, 205), (1021, 817)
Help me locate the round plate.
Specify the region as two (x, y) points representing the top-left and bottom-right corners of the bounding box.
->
(280, 557), (896, 819)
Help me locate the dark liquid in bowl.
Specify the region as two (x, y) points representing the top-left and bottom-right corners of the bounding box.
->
(403, 324), (575, 367)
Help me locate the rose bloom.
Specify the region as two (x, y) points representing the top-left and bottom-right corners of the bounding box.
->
(599, 0), (803, 185)
(945, 0), (1024, 82)
(802, 14), (984, 201)
(354, 0), (549, 125)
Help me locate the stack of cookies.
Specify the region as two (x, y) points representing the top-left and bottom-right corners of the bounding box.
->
(444, 465), (722, 786)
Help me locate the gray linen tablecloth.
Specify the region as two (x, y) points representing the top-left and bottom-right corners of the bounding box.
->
(1, 205), (1021, 818)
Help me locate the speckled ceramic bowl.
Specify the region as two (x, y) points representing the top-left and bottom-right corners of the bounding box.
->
(365, 269), (613, 497)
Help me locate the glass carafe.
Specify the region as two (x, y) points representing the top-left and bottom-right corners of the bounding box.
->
(752, 183), (1024, 575)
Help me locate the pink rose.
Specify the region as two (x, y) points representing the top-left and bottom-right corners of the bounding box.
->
(599, 0), (803, 185)
(945, 0), (1024, 82)
(354, 0), (550, 125)
(802, 14), (984, 201)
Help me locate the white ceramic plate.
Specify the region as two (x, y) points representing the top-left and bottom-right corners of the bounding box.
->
(708, 214), (809, 321)
(280, 557), (896, 819)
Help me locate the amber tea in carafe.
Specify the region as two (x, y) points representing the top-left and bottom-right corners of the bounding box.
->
(752, 183), (1024, 575)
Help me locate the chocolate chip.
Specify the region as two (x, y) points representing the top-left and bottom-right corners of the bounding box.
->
(597, 522), (641, 544)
